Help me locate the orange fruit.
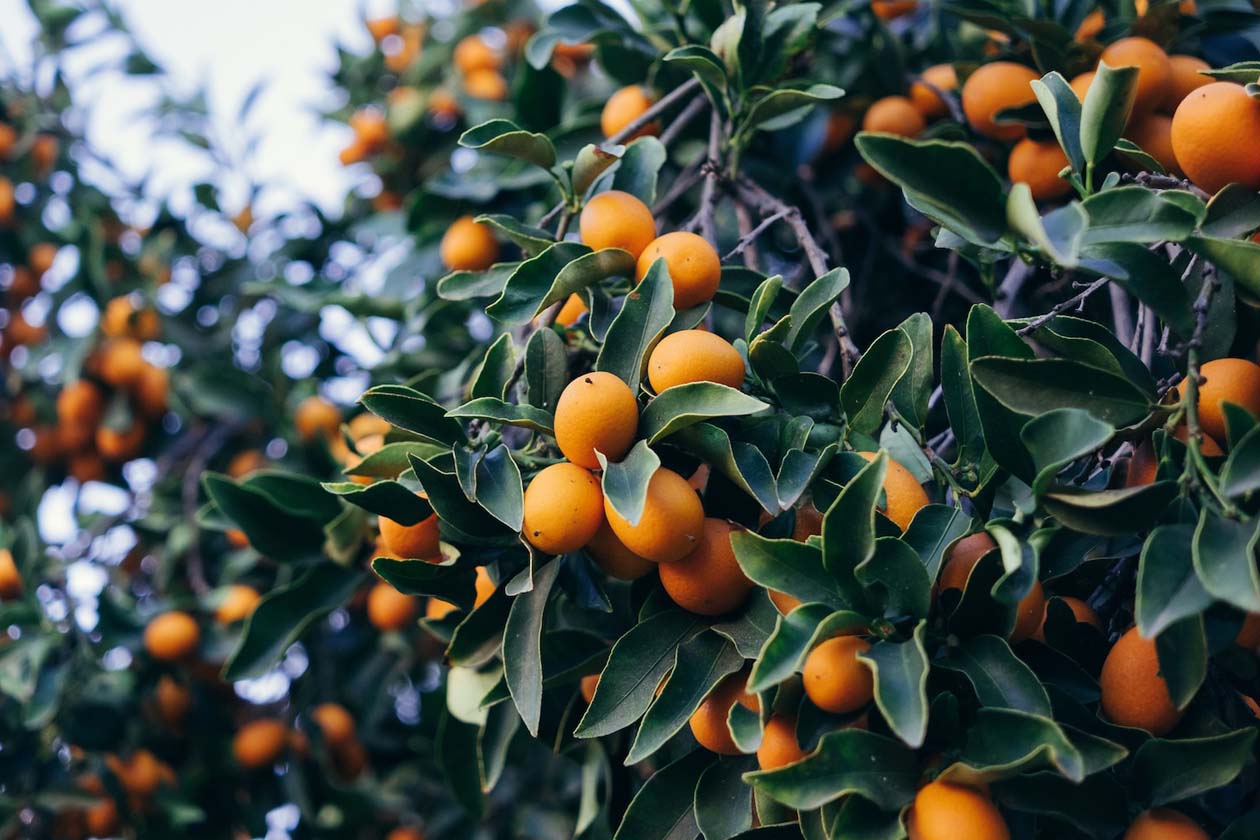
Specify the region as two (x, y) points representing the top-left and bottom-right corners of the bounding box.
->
(109, 749), (170, 797)
(635, 231), (722, 310)
(1126, 113), (1181, 176)
(803, 635), (873, 714)
(227, 449), (267, 478)
(1163, 55), (1212, 113)
(689, 672), (759, 754)
(769, 590), (802, 615)
(1008, 138), (1072, 201)
(522, 462), (605, 554)
(233, 719), (289, 769)
(365, 16), (399, 42)
(756, 715), (807, 770)
(647, 330), (745, 393)
(856, 451), (930, 530)
(474, 565), (495, 607)
(0, 548), (23, 600)
(937, 532), (996, 593)
(426, 597), (457, 621)
(349, 109), (389, 154)
(144, 611), (200, 661)
(216, 584), (261, 624)
(1100, 37), (1172, 116)
(380, 504), (442, 560)
(155, 675), (191, 726)
(556, 293), (588, 326)
(553, 371), (638, 468)
(295, 395), (341, 442)
(1009, 580), (1047, 643)
(1100, 626), (1183, 734)
(367, 581), (419, 631)
(0, 177), (13, 223)
(605, 468), (705, 562)
(428, 88), (461, 121)
(453, 35), (501, 74)
(863, 96), (926, 137)
(1123, 809), (1209, 840)
(908, 780), (1010, 840)
(387, 828), (426, 840)
(311, 703), (357, 748)
(440, 215), (499, 271)
(1235, 612), (1260, 650)
(31, 134), (58, 173)
(463, 69), (508, 101)
(56, 380), (104, 449)
(1193, 358), (1260, 442)
(1126, 439), (1158, 487)
(585, 520), (655, 580)
(101, 296), (160, 340)
(1172, 82), (1260, 194)
(580, 673), (600, 704)
(579, 190), (657, 260)
(28, 242), (58, 276)
(601, 85), (658, 139)
(820, 112), (857, 155)
(1033, 595), (1102, 642)
(961, 62), (1039, 141)
(872, 0), (918, 18)
(133, 362), (169, 417)
(1070, 72), (1095, 103)
(96, 423), (146, 462)
(0, 122), (15, 159)
(1076, 9), (1105, 41)
(84, 798), (119, 837)
(909, 64), (958, 120)
(659, 518), (753, 615)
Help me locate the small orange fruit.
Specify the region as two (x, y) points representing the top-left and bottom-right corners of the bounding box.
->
(0, 548), (23, 600)
(426, 598), (457, 620)
(553, 372), (639, 469)
(311, 702), (357, 748)
(463, 69), (508, 101)
(648, 330), (745, 393)
(387, 828), (426, 840)
(909, 64), (959, 120)
(1100, 37), (1172, 116)
(908, 779), (1010, 840)
(365, 16), (399, 42)
(802, 635), (873, 714)
(1172, 82), (1260, 194)
(216, 584), (261, 624)
(769, 590), (802, 615)
(585, 520), (655, 580)
(1126, 114), (1181, 177)
(233, 719), (289, 769)
(1100, 626), (1183, 734)
(1075, 8), (1105, 41)
(1070, 72), (1096, 102)
(872, 0), (918, 18)
(295, 395), (341, 442)
(522, 462), (605, 554)
(155, 675), (191, 726)
(474, 565), (495, 607)
(862, 96), (926, 137)
(856, 451), (930, 531)
(1009, 579), (1046, 643)
(635, 231), (722, 310)
(1236, 612), (1260, 650)
(605, 468), (705, 562)
(1008, 138), (1072, 201)
(1033, 596), (1102, 642)
(580, 673), (600, 704)
(659, 518), (753, 615)
(961, 62), (1039, 141)
(601, 86), (658, 139)
(1123, 809), (1209, 840)
(453, 35), (501, 74)
(579, 190), (657, 260)
(28, 242), (58, 276)
(85, 798), (120, 837)
(556, 293), (588, 327)
(1163, 55), (1212, 114)
(349, 109), (389, 154)
(96, 423), (146, 462)
(144, 611), (200, 661)
(367, 581), (419, 631)
(133, 362), (169, 417)
(756, 715), (807, 770)
(689, 672), (759, 754)
(380, 505), (442, 560)
(440, 215), (499, 272)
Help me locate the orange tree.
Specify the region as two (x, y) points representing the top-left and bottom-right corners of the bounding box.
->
(4, 0), (1260, 838)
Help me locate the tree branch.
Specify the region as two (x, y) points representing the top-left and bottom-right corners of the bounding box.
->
(1015, 278), (1109, 335)
(606, 77), (703, 146)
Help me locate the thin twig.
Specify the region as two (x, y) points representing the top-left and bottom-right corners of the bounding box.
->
(606, 77), (703, 146)
(994, 260), (1031, 318)
(723, 208), (788, 261)
(1016, 278), (1109, 335)
(658, 96), (707, 147)
(1109, 283), (1134, 346)
(698, 112), (722, 245)
(653, 157), (704, 216)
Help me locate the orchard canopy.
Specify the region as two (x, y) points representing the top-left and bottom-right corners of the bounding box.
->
(6, 0), (1260, 838)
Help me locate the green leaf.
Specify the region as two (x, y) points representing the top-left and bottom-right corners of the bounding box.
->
(785, 268), (849, 352)
(342, 441), (446, 478)
(947, 708), (1123, 785)
(576, 609), (703, 738)
(941, 635), (1052, 716)
(572, 144), (624, 198)
(992, 773), (1128, 839)
(458, 119), (557, 169)
(1202, 184), (1260, 239)
(1155, 616), (1206, 709)
(223, 564), (363, 680)
(840, 329), (913, 435)
(663, 44), (728, 91)
(598, 441), (660, 526)
(1079, 243), (1193, 336)
(1020, 408), (1114, 495)
(614, 750), (714, 840)
(731, 532), (847, 612)
(743, 84), (843, 132)
(1132, 729), (1259, 807)
(611, 137), (667, 205)
(503, 557), (561, 736)
(696, 757), (757, 840)
(1030, 73), (1084, 175)
(409, 453), (511, 538)
(1079, 62), (1138, 167)
(1184, 235), (1260, 297)
(745, 275), (784, 342)
(470, 333), (517, 400)
(1007, 188), (1085, 266)
(743, 729), (918, 811)
(437, 710), (485, 817)
(1136, 524), (1213, 639)
(901, 506), (975, 581)
(322, 480), (432, 525)
(940, 326), (985, 467)
(640, 383), (768, 443)
(855, 134), (1007, 246)
(474, 445), (525, 531)
(855, 538), (932, 621)
(360, 385), (466, 445)
(595, 258), (674, 394)
(675, 424), (779, 513)
(971, 357), (1151, 427)
(1081, 188), (1199, 246)
(1222, 423), (1260, 499)
(1041, 483), (1178, 537)
(966, 306), (1036, 482)
(859, 622), (930, 748)
(372, 558), (477, 607)
(202, 474), (326, 559)
(488, 242), (635, 326)
(436, 263), (516, 301)
(525, 327), (567, 412)
(821, 453), (885, 609)
(626, 632), (744, 764)
(474, 214), (554, 256)
(890, 313), (933, 429)
(446, 398), (554, 435)
(748, 605), (866, 693)
(1192, 510), (1260, 613)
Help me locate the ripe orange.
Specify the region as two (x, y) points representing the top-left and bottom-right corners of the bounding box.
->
(31, 134), (58, 173)
(349, 109), (389, 154)
(0, 548), (23, 600)
(295, 395), (341, 441)
(1008, 138), (1072, 201)
(1033, 595), (1102, 641)
(474, 565), (495, 607)
(647, 330), (745, 393)
(428, 88), (461, 121)
(659, 518), (753, 615)
(522, 462), (605, 554)
(938, 532), (996, 593)
(387, 828), (426, 840)
(1009, 579), (1047, 643)
(426, 597), (457, 621)
(312, 702), (357, 748)
(0, 177), (14, 223)
(227, 449), (267, 478)
(1172, 83), (1260, 194)
(144, 611), (200, 661)
(56, 380), (104, 449)
(108, 749), (170, 797)
(872, 0), (917, 18)
(28, 242), (58, 276)
(1126, 114), (1181, 176)
(820, 112), (857, 155)
(556, 293), (588, 326)
(1193, 358), (1260, 442)
(1075, 8), (1105, 41)
(155, 675), (191, 726)
(1126, 439), (1158, 487)
(909, 64), (958, 120)
(453, 35), (501, 74)
(365, 16), (399, 42)
(233, 719), (289, 769)
(635, 231), (722, 310)
(961, 62), (1039, 141)
(367, 581), (419, 631)
(96, 422), (146, 462)
(463, 69), (508, 101)
(1123, 809), (1209, 840)
(440, 215), (499, 272)
(579, 190), (656, 260)
(856, 451), (930, 531)
(553, 371), (638, 468)
(862, 96), (926, 137)
(1163, 55), (1212, 114)
(585, 520), (655, 580)
(216, 584), (261, 624)
(907, 780), (1009, 840)
(101, 296), (160, 340)
(601, 85), (658, 139)
(0, 122), (15, 159)
(803, 635), (873, 714)
(84, 798), (119, 837)
(605, 468), (705, 562)
(1100, 626), (1183, 734)
(689, 672), (759, 754)
(1235, 612), (1260, 650)
(134, 362), (169, 417)
(380, 505), (442, 560)
(769, 590), (802, 615)
(580, 673), (600, 704)
(756, 715), (807, 770)
(1100, 37), (1172, 116)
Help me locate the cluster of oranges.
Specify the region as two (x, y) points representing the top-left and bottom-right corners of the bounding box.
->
(17, 294), (168, 482)
(1, 241), (58, 355)
(0, 116), (58, 225)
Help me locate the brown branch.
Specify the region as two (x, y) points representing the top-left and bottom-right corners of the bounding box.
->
(723, 206), (788, 262)
(697, 112), (722, 244)
(1015, 277), (1109, 335)
(658, 97), (707, 147)
(606, 77), (703, 146)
